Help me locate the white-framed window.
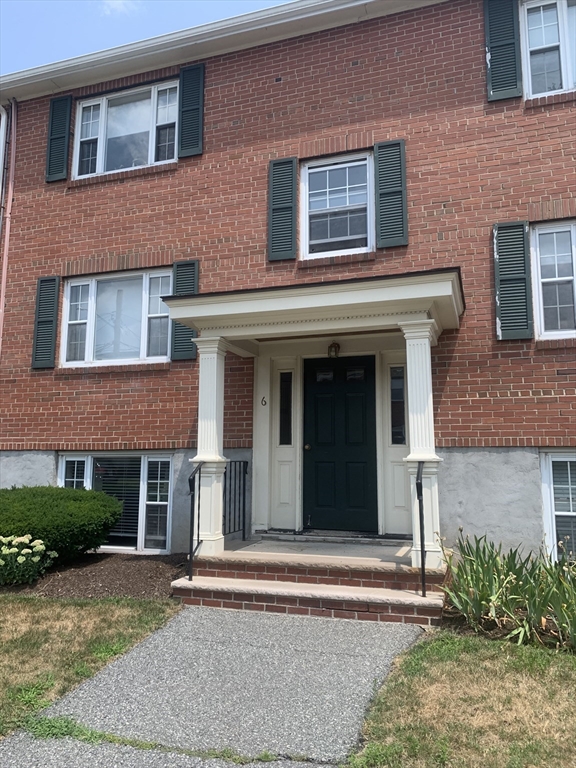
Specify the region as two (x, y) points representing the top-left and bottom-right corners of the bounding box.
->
(520, 0), (576, 97)
(542, 452), (576, 559)
(58, 454), (172, 552)
(61, 270), (172, 366)
(300, 153), (374, 259)
(72, 81), (178, 179)
(531, 221), (576, 338)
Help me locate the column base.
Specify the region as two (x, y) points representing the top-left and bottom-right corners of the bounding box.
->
(196, 535), (226, 556)
(411, 545), (444, 570)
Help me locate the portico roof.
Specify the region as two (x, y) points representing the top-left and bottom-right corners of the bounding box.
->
(165, 269), (464, 345)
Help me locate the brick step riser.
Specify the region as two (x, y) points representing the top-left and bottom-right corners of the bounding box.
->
(173, 587), (442, 626)
(193, 563), (444, 592)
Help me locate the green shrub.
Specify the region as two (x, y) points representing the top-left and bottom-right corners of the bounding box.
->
(442, 534), (576, 651)
(0, 534), (58, 585)
(0, 486), (122, 564)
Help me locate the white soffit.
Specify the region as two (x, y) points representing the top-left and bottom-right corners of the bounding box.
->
(1, 0), (449, 102)
(166, 271), (464, 340)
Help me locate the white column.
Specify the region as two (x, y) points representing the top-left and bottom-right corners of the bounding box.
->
(399, 320), (443, 569)
(400, 319), (439, 462)
(192, 337), (227, 556)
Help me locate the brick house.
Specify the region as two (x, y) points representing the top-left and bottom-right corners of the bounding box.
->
(0, 0), (574, 583)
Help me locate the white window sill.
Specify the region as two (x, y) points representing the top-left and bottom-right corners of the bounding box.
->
(98, 546), (170, 556)
(301, 246), (372, 261)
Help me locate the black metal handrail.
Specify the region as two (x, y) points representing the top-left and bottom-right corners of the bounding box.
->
(223, 460), (248, 538)
(188, 461), (205, 581)
(416, 460), (427, 597)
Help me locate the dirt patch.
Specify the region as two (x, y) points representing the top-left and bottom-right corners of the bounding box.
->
(0, 553), (189, 600)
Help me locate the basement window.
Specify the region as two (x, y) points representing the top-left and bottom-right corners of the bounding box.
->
(59, 454), (172, 552)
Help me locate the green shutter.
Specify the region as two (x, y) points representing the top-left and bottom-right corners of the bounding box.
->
(374, 140), (407, 249)
(171, 260), (199, 360)
(484, 0), (522, 101)
(178, 64), (204, 158)
(494, 222), (534, 340)
(32, 276), (60, 368)
(46, 96), (72, 182)
(268, 158), (297, 261)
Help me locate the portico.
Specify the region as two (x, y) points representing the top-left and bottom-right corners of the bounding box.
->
(165, 269), (464, 569)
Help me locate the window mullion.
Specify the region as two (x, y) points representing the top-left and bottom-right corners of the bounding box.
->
(557, 0), (572, 89)
(150, 87), (158, 166)
(138, 456), (147, 550)
(97, 98), (106, 175)
(86, 280), (97, 362)
(141, 274), (150, 360)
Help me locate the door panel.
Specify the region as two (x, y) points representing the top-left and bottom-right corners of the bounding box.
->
(303, 356), (377, 532)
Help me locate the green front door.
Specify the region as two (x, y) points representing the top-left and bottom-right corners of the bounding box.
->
(303, 356), (378, 532)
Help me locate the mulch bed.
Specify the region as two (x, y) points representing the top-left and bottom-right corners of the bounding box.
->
(0, 553), (189, 600)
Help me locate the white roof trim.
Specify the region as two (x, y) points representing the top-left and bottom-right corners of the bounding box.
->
(165, 271), (464, 341)
(1, 0), (448, 102)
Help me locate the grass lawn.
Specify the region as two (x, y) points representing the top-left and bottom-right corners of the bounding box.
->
(0, 595), (180, 738)
(351, 631), (576, 768)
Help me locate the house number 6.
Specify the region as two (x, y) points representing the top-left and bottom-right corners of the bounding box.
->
(261, 396), (267, 406)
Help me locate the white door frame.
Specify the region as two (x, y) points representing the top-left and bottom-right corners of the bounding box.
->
(252, 333), (410, 536)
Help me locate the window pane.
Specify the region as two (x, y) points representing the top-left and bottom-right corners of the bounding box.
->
(528, 5), (560, 48)
(539, 230), (573, 279)
(66, 322), (87, 362)
(80, 105), (100, 140)
(279, 371), (292, 446)
(95, 277), (142, 360)
(310, 215), (329, 242)
(148, 276), (170, 315)
(93, 457), (141, 547)
(78, 139), (98, 176)
(555, 515), (576, 557)
(105, 91), (151, 172)
(309, 170), (327, 193)
(145, 460), (170, 549)
(542, 281), (576, 331)
(157, 87), (177, 125)
(390, 367), (406, 445)
(64, 459), (85, 489)
(69, 284), (89, 322)
(530, 48), (562, 93)
(552, 461), (576, 513)
(147, 316), (169, 357)
(155, 124), (175, 162)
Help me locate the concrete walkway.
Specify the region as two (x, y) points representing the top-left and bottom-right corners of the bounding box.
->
(0, 606), (422, 766)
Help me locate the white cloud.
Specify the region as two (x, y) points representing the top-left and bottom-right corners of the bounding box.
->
(101, 0), (142, 16)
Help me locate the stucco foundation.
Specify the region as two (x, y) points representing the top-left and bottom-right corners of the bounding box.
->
(437, 448), (544, 554)
(0, 451), (57, 489)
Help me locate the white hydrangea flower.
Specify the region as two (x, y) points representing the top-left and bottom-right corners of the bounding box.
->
(21, 548), (32, 555)
(13, 535), (32, 545)
(31, 540), (44, 547)
(47, 551), (58, 558)
(17, 556), (26, 564)
(31, 556), (40, 563)
(0, 559), (4, 566)
(33, 545), (45, 553)
(8, 548), (18, 554)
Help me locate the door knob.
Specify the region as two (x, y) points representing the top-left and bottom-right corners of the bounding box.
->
(304, 444), (311, 450)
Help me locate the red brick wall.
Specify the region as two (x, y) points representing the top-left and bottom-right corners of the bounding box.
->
(0, 0), (574, 451)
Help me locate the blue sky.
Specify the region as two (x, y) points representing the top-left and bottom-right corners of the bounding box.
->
(0, 0), (294, 75)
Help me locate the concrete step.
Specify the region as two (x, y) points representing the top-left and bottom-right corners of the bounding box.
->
(259, 531), (411, 547)
(171, 575), (444, 626)
(193, 552), (445, 593)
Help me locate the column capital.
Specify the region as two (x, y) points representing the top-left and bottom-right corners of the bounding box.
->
(194, 336), (229, 356)
(399, 319), (439, 345)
